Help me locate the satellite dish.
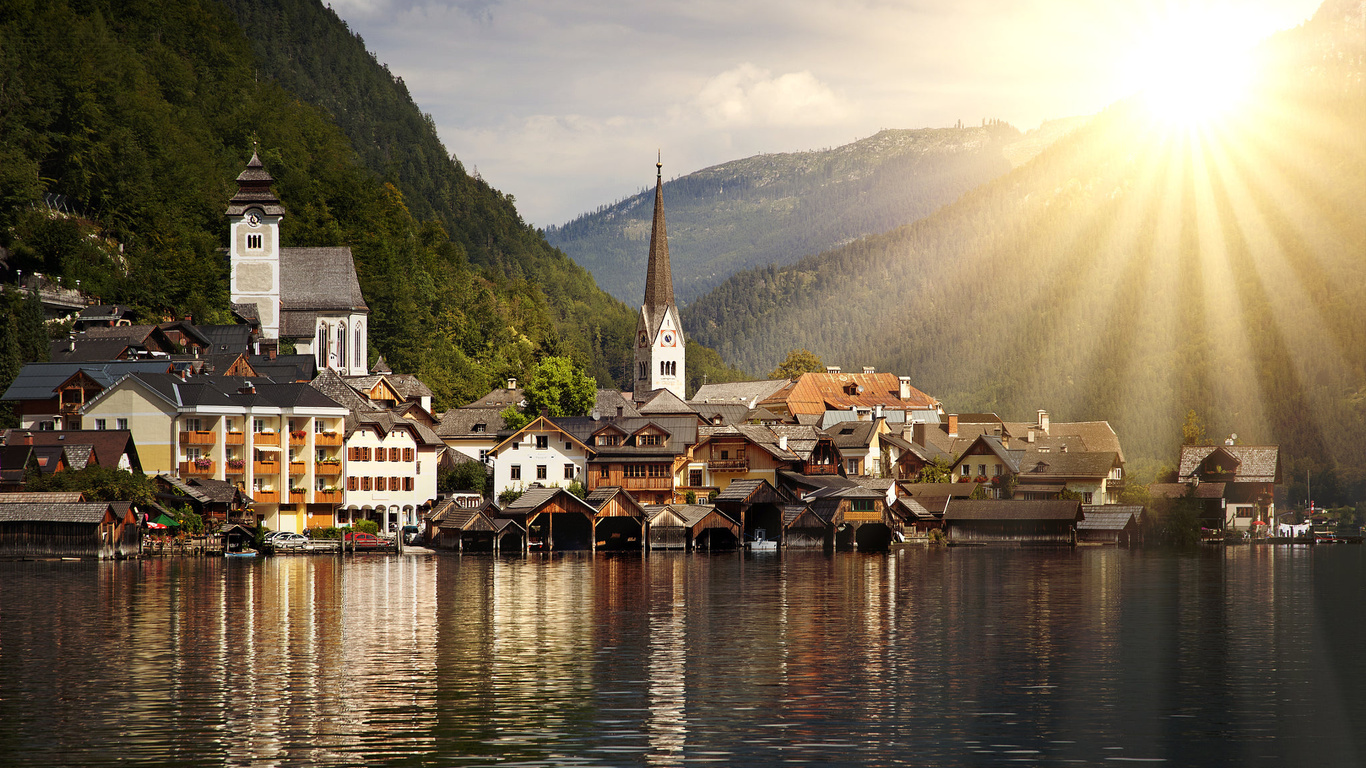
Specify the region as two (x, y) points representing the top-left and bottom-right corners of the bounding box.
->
(590, 408), (601, 421)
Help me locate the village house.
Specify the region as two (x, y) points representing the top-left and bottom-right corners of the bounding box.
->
(1149, 440), (1281, 531)
(487, 416), (593, 500)
(3, 360), (173, 431)
(677, 423), (801, 499)
(757, 367), (941, 427)
(80, 373), (349, 532)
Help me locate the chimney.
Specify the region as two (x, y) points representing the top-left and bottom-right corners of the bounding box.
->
(239, 380), (256, 395)
(898, 375), (911, 400)
(862, 366), (875, 374)
(1037, 409), (1050, 434)
(1027, 427), (1036, 443)
(67, 335), (75, 352)
(825, 366), (841, 374)
(912, 422), (927, 445)
(1225, 435), (1235, 446)
(22, 431), (33, 446)
(507, 377), (518, 390)
(947, 413), (958, 438)
(875, 404), (883, 420)
(778, 435), (788, 451)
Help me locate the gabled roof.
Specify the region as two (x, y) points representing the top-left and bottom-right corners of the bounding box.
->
(3, 361), (172, 402)
(637, 387), (698, 415)
(465, 387), (524, 410)
(0, 501), (113, 524)
(594, 389), (642, 419)
(1017, 450), (1119, 479)
(646, 503), (720, 527)
(553, 416), (699, 454)
(690, 380), (790, 407)
(436, 407), (506, 439)
(13, 429), (140, 472)
(0, 491), (86, 503)
(695, 424), (801, 462)
(494, 416), (594, 454)
(1178, 445), (1280, 483)
(951, 434), (1024, 474)
(194, 325), (254, 355)
(87, 373), (348, 414)
(693, 404), (751, 426)
(279, 247), (367, 312)
(829, 420), (879, 451)
(47, 338), (139, 362)
(584, 486), (650, 517)
(1079, 505), (1143, 530)
(759, 371), (938, 416)
(501, 486), (597, 517)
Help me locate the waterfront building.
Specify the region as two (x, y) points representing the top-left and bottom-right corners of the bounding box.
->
(943, 499), (1083, 545)
(1148, 441), (1281, 531)
(676, 424), (801, 499)
(3, 360), (173, 430)
(487, 416), (592, 499)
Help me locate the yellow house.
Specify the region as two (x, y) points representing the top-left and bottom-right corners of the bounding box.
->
(678, 424), (802, 498)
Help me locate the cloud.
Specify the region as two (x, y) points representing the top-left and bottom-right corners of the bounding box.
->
(695, 64), (852, 127)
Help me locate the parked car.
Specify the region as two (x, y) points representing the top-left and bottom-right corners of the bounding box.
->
(401, 525), (422, 546)
(344, 531), (383, 550)
(272, 532), (309, 550)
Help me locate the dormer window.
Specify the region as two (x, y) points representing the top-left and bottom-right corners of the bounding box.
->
(246, 233), (263, 250)
(473, 424), (485, 433)
(638, 434), (662, 447)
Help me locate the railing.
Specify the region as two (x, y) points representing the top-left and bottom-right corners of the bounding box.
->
(314, 432), (343, 446)
(619, 477), (672, 491)
(707, 458), (749, 472)
(253, 490), (280, 503)
(180, 431), (216, 445)
(180, 461), (214, 476)
(225, 462), (245, 475)
(315, 462), (341, 476)
(288, 461), (306, 475)
(315, 490), (342, 503)
(225, 432), (245, 445)
(804, 462), (839, 475)
(253, 460), (280, 475)
(289, 490), (306, 503)
(253, 432), (279, 446)
(60, 400), (83, 413)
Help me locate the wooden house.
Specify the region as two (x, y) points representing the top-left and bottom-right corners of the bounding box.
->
(0, 500), (123, 558)
(433, 500), (522, 552)
(584, 486), (648, 550)
(713, 478), (789, 547)
(805, 485), (897, 550)
(501, 486), (599, 552)
(1078, 505), (1144, 546)
(678, 424), (801, 499)
(944, 499), (1082, 546)
(645, 503), (739, 550)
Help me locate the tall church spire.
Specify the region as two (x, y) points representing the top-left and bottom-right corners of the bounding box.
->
(643, 153), (674, 312)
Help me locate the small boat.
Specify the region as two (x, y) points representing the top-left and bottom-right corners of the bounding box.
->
(225, 550), (259, 558)
(749, 528), (778, 551)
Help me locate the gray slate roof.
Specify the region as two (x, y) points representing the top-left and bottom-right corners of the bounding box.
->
(436, 407), (506, 438)
(1178, 445), (1280, 483)
(1018, 451), (1120, 479)
(690, 379), (790, 407)
(1079, 505), (1143, 530)
(944, 499), (1083, 521)
(0, 502), (111, 523)
(3, 361), (171, 402)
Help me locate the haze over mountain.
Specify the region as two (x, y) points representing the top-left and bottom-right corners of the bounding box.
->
(686, 0), (1366, 477)
(548, 121), (1088, 305)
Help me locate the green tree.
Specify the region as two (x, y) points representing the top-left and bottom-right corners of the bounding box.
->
(500, 405), (530, 432)
(523, 356), (596, 418)
(770, 348), (823, 380)
(25, 466), (157, 504)
(912, 457), (953, 483)
(16, 289), (48, 364)
(440, 461), (489, 496)
(0, 315), (21, 428)
(1181, 409), (1209, 446)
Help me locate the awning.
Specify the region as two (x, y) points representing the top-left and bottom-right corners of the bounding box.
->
(253, 445), (282, 452)
(152, 512), (182, 528)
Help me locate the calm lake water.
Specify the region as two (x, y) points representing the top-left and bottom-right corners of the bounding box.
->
(2, 546), (1364, 767)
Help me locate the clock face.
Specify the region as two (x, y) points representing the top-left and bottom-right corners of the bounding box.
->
(247, 212), (261, 227)
(661, 331), (676, 347)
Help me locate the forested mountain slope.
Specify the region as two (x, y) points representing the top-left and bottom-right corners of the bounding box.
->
(548, 125), (1023, 304)
(686, 0), (1366, 477)
(0, 0), (636, 407)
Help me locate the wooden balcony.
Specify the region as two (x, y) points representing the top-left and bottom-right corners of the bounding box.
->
(707, 458), (749, 473)
(314, 432), (343, 446)
(288, 461), (307, 476)
(253, 460), (280, 475)
(253, 432), (280, 446)
(180, 460), (214, 476)
(179, 431), (216, 446)
(314, 490), (342, 504)
(315, 462), (342, 476)
(620, 477), (672, 491)
(225, 462), (245, 475)
(253, 490), (279, 504)
(289, 490), (307, 504)
(224, 432), (245, 445)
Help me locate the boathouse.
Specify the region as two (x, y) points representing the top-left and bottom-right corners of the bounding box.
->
(782, 502), (832, 548)
(645, 503), (739, 550)
(0, 498), (124, 558)
(502, 486), (598, 551)
(714, 478), (788, 547)
(585, 486), (648, 550)
(434, 500), (523, 552)
(806, 485), (897, 550)
(1078, 505), (1144, 546)
(944, 499), (1082, 546)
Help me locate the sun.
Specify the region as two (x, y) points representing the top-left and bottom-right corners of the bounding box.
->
(1119, 8), (1265, 127)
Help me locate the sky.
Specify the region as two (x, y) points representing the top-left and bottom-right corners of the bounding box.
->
(328, 0), (1323, 227)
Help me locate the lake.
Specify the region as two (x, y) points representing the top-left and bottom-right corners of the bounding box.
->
(1, 546), (1363, 766)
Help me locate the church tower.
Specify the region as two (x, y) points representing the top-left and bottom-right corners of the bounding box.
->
(226, 152), (285, 341)
(633, 156), (686, 400)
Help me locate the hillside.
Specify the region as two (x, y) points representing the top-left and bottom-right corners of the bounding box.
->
(547, 125), (1024, 304)
(685, 0), (1366, 480)
(0, 0), (636, 407)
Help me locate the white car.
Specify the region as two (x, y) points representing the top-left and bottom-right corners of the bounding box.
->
(272, 532), (309, 550)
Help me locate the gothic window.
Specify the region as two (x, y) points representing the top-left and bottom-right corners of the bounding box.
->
(354, 324), (363, 369)
(638, 362), (647, 380)
(317, 325), (328, 368)
(338, 322), (347, 370)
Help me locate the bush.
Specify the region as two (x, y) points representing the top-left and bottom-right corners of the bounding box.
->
(499, 487), (524, 505)
(685, 490), (697, 504)
(353, 519), (379, 535)
(306, 526), (342, 539)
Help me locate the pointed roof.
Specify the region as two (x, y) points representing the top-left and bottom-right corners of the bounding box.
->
(642, 157), (676, 331)
(225, 151), (286, 216)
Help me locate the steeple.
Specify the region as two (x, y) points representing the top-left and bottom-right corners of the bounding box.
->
(225, 151), (286, 217)
(633, 154), (685, 400)
(643, 153), (674, 313)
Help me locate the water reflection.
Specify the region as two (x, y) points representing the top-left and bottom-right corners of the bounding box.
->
(1, 548), (1364, 766)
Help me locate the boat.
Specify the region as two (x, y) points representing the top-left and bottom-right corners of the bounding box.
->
(749, 528), (778, 551)
(224, 550), (259, 558)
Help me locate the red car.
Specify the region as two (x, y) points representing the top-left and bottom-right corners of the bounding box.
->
(344, 531), (384, 550)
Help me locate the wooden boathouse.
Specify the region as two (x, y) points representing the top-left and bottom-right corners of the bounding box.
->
(435, 501), (523, 552)
(1078, 505), (1144, 546)
(0, 496), (128, 558)
(944, 499), (1082, 546)
(646, 503), (739, 550)
(502, 487), (599, 552)
(585, 486), (648, 550)
(713, 479), (788, 548)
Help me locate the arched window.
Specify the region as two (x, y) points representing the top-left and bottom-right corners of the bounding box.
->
(337, 322), (347, 371)
(317, 325), (328, 368)
(354, 323), (363, 369)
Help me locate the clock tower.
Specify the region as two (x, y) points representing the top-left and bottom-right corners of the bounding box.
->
(226, 151), (285, 340)
(633, 156), (686, 400)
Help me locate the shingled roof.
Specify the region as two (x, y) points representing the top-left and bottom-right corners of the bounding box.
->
(944, 499), (1083, 521)
(278, 247), (367, 338)
(436, 407), (506, 438)
(0, 502), (112, 524)
(1178, 445), (1280, 483)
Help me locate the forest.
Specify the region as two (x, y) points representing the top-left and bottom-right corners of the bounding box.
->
(0, 0), (640, 409)
(547, 125), (1023, 305)
(684, 1), (1366, 494)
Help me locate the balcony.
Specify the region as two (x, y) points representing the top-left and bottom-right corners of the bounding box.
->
(315, 462), (342, 476)
(288, 461), (307, 476)
(315, 489), (342, 504)
(60, 399), (84, 413)
(314, 431), (344, 447)
(180, 431), (216, 445)
(621, 477), (672, 491)
(180, 460), (214, 476)
(707, 458), (749, 473)
(289, 490), (307, 504)
(253, 460), (280, 475)
(253, 432), (279, 446)
(225, 432), (245, 445)
(253, 490), (280, 504)
(225, 461), (245, 475)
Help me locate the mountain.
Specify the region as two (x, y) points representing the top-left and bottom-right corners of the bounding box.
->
(547, 124), (1031, 305)
(0, 0), (637, 407)
(684, 0), (1366, 482)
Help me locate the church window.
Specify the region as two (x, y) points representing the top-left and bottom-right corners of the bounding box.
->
(354, 324), (363, 369)
(638, 362), (647, 380)
(338, 322), (347, 370)
(317, 325), (328, 368)
(246, 233), (263, 250)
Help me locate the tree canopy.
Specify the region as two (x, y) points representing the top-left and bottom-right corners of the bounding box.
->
(770, 348), (824, 380)
(523, 356), (597, 418)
